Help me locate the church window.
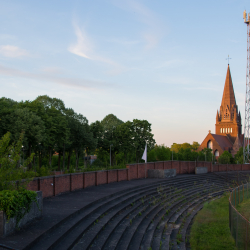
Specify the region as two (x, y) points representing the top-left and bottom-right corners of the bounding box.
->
(220, 128), (222, 133)
(228, 128), (230, 133)
(207, 140), (212, 149)
(223, 128), (225, 133)
(215, 150), (219, 157)
(225, 128), (227, 133)
(231, 128), (232, 133)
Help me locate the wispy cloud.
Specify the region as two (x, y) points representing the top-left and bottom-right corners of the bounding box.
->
(0, 45), (29, 58)
(0, 64), (112, 90)
(68, 22), (126, 75)
(68, 23), (92, 59)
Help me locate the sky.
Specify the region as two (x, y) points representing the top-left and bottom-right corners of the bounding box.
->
(0, 0), (249, 147)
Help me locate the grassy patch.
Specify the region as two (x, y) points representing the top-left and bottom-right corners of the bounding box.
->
(236, 198), (250, 221)
(190, 193), (236, 250)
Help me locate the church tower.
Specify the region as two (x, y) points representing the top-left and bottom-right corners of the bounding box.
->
(215, 65), (242, 138)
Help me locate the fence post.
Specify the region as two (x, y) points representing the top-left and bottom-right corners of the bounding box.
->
(236, 212), (238, 248)
(239, 186), (240, 205)
(243, 184), (245, 202)
(246, 220), (248, 250)
(235, 189), (236, 206)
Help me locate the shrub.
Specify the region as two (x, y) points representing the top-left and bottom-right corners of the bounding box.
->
(0, 189), (37, 226)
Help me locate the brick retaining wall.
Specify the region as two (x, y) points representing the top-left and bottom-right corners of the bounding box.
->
(27, 161), (250, 198)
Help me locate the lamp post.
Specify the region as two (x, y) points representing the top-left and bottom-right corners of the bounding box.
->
(22, 146), (24, 166)
(110, 144), (113, 167)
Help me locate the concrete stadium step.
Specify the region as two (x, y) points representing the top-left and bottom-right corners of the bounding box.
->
(26, 181), (171, 250)
(30, 174), (220, 250)
(24, 173), (229, 250)
(103, 178), (227, 250)
(150, 187), (228, 250)
(133, 184), (228, 250)
(83, 179), (211, 250)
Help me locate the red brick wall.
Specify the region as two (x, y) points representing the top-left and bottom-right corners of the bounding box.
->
(164, 161), (172, 169)
(26, 161), (250, 199)
(84, 172), (96, 188)
(39, 176), (54, 198)
(155, 162), (164, 169)
(128, 164), (138, 180)
(172, 161), (180, 174)
(179, 161), (188, 174)
(145, 163), (155, 177)
(27, 178), (39, 191)
(242, 164), (250, 171)
(218, 164), (227, 172)
(117, 169), (128, 181)
(108, 170), (118, 183)
(54, 174), (70, 196)
(138, 164), (146, 178)
(71, 173), (84, 191)
(96, 171), (108, 186)
(189, 162), (196, 173)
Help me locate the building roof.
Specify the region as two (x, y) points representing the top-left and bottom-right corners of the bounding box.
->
(221, 65), (236, 108)
(211, 133), (233, 150)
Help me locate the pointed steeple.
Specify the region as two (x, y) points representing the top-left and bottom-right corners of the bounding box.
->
(215, 64), (242, 137)
(216, 110), (220, 122)
(221, 65), (236, 108)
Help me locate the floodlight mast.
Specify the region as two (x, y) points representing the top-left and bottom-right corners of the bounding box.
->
(243, 10), (250, 163)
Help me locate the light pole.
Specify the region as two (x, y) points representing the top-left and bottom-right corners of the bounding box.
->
(22, 146), (24, 166)
(110, 144), (113, 167)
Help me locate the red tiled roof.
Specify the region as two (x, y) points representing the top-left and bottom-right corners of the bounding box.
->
(211, 133), (233, 150)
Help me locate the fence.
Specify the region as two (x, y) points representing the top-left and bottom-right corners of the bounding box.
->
(229, 182), (250, 249)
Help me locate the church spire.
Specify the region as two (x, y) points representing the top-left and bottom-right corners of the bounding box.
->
(215, 64), (242, 137)
(221, 65), (236, 108)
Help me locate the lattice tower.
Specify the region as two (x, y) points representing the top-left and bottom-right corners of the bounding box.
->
(243, 11), (250, 163)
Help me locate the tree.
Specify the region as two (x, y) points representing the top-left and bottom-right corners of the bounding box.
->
(218, 150), (234, 164)
(234, 147), (243, 164)
(100, 114), (124, 166)
(131, 119), (155, 163)
(8, 108), (45, 168)
(0, 132), (34, 190)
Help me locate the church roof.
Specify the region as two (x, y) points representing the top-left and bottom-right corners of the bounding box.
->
(221, 65), (236, 108)
(211, 133), (233, 150)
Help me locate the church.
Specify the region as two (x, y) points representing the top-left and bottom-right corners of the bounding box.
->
(198, 64), (243, 157)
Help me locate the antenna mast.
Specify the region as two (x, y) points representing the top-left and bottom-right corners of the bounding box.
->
(243, 10), (250, 163)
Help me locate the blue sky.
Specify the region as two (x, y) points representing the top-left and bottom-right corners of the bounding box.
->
(0, 0), (249, 146)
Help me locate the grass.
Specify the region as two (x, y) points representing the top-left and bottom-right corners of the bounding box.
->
(189, 193), (236, 250)
(236, 198), (250, 221)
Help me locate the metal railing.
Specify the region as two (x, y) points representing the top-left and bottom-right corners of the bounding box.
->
(229, 183), (250, 249)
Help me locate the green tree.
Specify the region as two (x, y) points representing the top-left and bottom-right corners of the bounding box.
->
(234, 147), (243, 164)
(0, 132), (34, 190)
(218, 150), (234, 164)
(131, 119), (155, 163)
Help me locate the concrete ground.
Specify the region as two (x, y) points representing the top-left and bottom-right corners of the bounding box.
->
(0, 177), (181, 250)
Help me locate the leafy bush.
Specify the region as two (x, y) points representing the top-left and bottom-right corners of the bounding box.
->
(36, 166), (51, 177)
(0, 189), (37, 226)
(218, 151), (234, 164)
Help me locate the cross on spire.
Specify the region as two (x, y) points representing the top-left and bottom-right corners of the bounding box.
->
(226, 55), (232, 65)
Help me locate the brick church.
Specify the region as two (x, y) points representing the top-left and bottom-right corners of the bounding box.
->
(198, 64), (243, 157)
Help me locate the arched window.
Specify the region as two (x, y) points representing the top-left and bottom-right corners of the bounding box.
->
(225, 128), (227, 133)
(220, 128), (222, 133)
(223, 128), (225, 133)
(231, 128), (232, 133)
(207, 140), (212, 149)
(228, 128), (230, 133)
(214, 150), (219, 157)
